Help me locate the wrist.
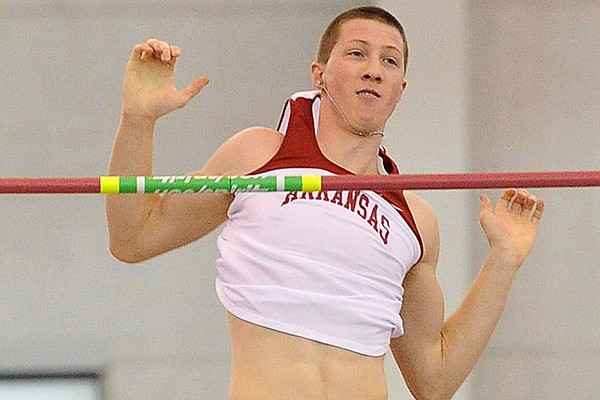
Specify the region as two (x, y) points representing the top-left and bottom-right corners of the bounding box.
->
(483, 247), (520, 278)
(119, 111), (158, 129)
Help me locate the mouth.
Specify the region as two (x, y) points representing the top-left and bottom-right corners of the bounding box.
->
(356, 89), (381, 99)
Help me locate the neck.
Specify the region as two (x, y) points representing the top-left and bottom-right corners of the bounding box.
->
(316, 101), (382, 175)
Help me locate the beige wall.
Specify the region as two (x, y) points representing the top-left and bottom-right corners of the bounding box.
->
(468, 2), (600, 399)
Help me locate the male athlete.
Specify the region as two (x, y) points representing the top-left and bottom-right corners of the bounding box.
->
(106, 6), (544, 399)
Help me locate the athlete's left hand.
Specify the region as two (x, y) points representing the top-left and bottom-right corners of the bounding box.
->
(479, 188), (545, 272)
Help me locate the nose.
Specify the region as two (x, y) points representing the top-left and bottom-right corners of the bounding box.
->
(362, 60), (383, 83)
(362, 73), (382, 83)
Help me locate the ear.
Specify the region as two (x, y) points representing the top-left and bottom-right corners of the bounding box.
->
(311, 62), (326, 89)
(396, 79), (408, 103)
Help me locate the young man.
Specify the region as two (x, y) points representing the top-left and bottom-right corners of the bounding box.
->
(106, 6), (544, 400)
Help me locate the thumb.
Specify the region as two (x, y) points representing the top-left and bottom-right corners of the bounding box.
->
(479, 194), (494, 226)
(177, 77), (210, 105)
(479, 194), (508, 248)
(479, 194), (493, 215)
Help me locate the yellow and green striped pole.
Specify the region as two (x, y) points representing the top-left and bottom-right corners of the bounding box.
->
(99, 175), (323, 194)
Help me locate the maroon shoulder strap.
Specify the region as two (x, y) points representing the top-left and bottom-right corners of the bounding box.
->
(254, 95), (345, 174)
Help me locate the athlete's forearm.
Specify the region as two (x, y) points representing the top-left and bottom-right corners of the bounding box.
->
(439, 250), (517, 395)
(105, 113), (159, 262)
(109, 113), (156, 175)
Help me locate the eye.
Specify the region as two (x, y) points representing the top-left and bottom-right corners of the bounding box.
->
(384, 57), (399, 67)
(349, 50), (364, 57)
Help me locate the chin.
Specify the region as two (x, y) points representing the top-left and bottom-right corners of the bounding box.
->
(356, 117), (384, 132)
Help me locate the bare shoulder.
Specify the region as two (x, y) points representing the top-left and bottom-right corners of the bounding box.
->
(202, 126), (283, 176)
(404, 191), (437, 227)
(404, 191), (440, 268)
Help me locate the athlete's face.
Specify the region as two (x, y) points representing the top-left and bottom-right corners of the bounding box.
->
(312, 18), (407, 133)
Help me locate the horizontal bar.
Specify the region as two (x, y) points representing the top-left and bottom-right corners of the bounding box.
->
(0, 178), (100, 194)
(0, 171), (598, 194)
(321, 171), (600, 191)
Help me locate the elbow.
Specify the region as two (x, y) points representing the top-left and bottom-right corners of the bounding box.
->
(110, 250), (144, 265)
(109, 246), (143, 264)
(416, 393), (452, 400)
(109, 240), (149, 264)
(405, 375), (457, 400)
(407, 382), (458, 400)
(409, 388), (453, 400)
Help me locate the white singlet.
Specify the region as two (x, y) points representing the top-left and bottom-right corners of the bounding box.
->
(215, 91), (423, 356)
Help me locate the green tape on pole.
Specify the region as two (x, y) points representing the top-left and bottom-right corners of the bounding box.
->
(106, 175), (314, 194)
(119, 176), (138, 193)
(144, 176), (232, 194)
(229, 176), (278, 192)
(284, 176), (303, 191)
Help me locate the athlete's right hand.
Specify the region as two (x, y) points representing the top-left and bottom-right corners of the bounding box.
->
(121, 39), (209, 121)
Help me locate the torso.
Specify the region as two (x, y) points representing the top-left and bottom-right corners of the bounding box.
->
(212, 92), (425, 399)
(227, 314), (389, 400)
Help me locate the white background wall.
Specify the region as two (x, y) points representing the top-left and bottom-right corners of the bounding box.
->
(1, 1), (599, 399)
(468, 2), (600, 398)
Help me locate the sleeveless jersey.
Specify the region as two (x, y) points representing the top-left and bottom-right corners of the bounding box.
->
(215, 90), (424, 356)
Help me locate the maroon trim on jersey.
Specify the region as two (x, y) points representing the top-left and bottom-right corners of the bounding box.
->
(379, 191), (424, 264)
(377, 146), (424, 263)
(378, 146), (398, 174)
(255, 96), (348, 174)
(254, 94), (424, 262)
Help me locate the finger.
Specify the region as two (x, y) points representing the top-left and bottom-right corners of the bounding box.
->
(161, 43), (173, 62)
(500, 188), (519, 210)
(500, 188), (517, 204)
(164, 45), (181, 67)
(146, 38), (172, 62)
(145, 38), (162, 59)
(131, 43), (152, 61)
(510, 189), (529, 212)
(171, 45), (181, 60)
(479, 194), (493, 215)
(479, 194), (497, 234)
(522, 194), (538, 221)
(529, 198), (545, 223)
(177, 77), (210, 105)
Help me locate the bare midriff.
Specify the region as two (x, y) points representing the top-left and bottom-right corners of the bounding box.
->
(227, 313), (388, 400)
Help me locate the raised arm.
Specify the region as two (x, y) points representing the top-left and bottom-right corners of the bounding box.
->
(106, 39), (283, 263)
(391, 189), (544, 399)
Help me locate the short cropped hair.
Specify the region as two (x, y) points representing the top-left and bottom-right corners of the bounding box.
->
(316, 6), (409, 72)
